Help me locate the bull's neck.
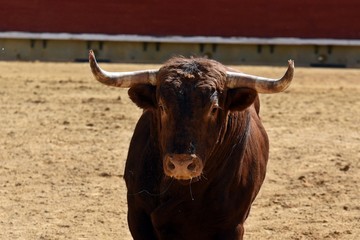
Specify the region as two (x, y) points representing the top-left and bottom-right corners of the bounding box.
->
(206, 110), (251, 178)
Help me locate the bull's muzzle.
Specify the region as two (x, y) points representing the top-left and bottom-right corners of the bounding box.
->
(164, 154), (203, 180)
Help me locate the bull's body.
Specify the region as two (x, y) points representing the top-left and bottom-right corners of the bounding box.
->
(89, 51), (293, 240)
(125, 101), (268, 239)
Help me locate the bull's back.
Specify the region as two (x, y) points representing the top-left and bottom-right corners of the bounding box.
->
(124, 110), (152, 183)
(124, 110), (161, 210)
(242, 105), (269, 201)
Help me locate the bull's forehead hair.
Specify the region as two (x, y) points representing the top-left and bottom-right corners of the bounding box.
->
(157, 56), (227, 90)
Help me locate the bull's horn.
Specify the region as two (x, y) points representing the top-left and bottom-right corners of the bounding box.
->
(89, 50), (158, 87)
(226, 60), (294, 93)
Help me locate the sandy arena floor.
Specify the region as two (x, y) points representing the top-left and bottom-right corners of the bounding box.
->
(0, 61), (359, 239)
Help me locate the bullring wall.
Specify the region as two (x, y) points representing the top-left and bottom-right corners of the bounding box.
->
(1, 0), (360, 66)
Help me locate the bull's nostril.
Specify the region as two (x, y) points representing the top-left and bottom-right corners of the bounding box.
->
(187, 162), (196, 171)
(168, 162), (176, 170)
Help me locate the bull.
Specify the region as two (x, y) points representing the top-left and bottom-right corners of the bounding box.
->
(89, 50), (294, 240)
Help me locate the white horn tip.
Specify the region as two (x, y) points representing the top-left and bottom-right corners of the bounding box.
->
(89, 49), (95, 61)
(288, 59), (295, 68)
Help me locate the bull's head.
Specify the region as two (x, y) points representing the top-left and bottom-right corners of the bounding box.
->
(89, 50), (294, 181)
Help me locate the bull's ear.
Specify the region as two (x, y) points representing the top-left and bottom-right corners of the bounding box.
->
(128, 84), (157, 109)
(226, 88), (258, 112)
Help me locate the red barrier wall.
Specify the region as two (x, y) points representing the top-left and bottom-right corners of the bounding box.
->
(1, 0), (359, 39)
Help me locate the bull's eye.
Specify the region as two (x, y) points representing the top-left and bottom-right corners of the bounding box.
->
(211, 107), (219, 116)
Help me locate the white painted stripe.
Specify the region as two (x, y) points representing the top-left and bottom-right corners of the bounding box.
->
(1, 31), (360, 46)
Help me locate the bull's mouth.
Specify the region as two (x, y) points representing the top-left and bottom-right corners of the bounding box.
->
(170, 174), (199, 181)
(174, 176), (201, 186)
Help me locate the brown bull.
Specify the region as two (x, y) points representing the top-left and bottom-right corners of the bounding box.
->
(89, 50), (294, 240)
